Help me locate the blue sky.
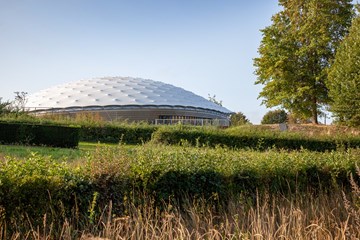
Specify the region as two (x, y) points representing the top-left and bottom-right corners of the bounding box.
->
(0, 1), (283, 123)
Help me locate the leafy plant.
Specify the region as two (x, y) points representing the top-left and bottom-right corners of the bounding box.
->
(327, 13), (360, 126)
(230, 112), (251, 126)
(261, 109), (288, 124)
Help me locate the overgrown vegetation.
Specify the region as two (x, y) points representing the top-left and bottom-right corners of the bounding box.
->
(230, 112), (251, 126)
(1, 114), (360, 238)
(0, 143), (359, 238)
(152, 125), (360, 151)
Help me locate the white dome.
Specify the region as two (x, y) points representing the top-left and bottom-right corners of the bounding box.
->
(26, 76), (232, 114)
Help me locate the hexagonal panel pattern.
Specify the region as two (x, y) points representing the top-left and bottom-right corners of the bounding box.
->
(26, 76), (232, 114)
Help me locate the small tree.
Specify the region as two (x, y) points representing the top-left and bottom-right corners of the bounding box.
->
(12, 91), (28, 113)
(230, 112), (251, 126)
(0, 97), (11, 116)
(261, 109), (288, 124)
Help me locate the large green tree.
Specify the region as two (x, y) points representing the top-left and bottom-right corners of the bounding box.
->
(254, 0), (353, 124)
(327, 11), (360, 126)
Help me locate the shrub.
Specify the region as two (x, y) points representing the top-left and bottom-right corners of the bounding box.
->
(79, 124), (157, 144)
(261, 109), (288, 124)
(0, 97), (11, 116)
(0, 121), (79, 148)
(151, 127), (360, 151)
(0, 153), (93, 229)
(1, 144), (360, 236)
(230, 112), (251, 126)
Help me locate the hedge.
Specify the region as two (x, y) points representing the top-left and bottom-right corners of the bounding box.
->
(1, 145), (359, 231)
(79, 124), (157, 144)
(0, 121), (79, 148)
(151, 127), (360, 151)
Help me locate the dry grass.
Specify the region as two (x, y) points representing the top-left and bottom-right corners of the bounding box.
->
(2, 186), (359, 240)
(260, 124), (360, 137)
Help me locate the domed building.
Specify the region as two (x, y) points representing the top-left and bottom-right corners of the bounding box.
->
(26, 77), (232, 126)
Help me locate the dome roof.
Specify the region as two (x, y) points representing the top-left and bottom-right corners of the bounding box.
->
(26, 76), (232, 114)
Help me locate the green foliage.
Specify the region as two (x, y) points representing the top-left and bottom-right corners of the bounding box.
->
(129, 145), (360, 199)
(0, 98), (11, 116)
(0, 123), (359, 236)
(1, 144), (360, 233)
(151, 126), (360, 151)
(12, 91), (28, 114)
(0, 153), (92, 228)
(79, 123), (157, 144)
(261, 109), (288, 124)
(254, 0), (354, 124)
(0, 121), (79, 148)
(0, 92), (30, 118)
(230, 112), (251, 126)
(0, 112), (46, 123)
(0, 116), (157, 145)
(327, 14), (360, 126)
(0, 143), (85, 161)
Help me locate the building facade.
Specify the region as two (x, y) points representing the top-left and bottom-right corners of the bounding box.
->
(26, 77), (232, 126)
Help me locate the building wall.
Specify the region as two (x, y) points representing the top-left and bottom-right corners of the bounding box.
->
(33, 107), (230, 126)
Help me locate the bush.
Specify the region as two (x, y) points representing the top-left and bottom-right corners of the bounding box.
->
(230, 112), (251, 126)
(0, 97), (11, 116)
(1, 144), (359, 230)
(0, 116), (157, 145)
(0, 121), (79, 148)
(0, 153), (93, 229)
(261, 109), (288, 124)
(151, 127), (360, 151)
(79, 123), (157, 144)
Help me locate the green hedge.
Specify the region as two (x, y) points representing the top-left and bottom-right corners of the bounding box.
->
(79, 124), (157, 144)
(151, 127), (360, 151)
(0, 121), (79, 148)
(1, 145), (359, 230)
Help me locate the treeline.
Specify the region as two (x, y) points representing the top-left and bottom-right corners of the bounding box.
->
(254, 1), (360, 126)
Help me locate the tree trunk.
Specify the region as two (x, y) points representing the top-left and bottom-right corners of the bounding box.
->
(311, 97), (318, 124)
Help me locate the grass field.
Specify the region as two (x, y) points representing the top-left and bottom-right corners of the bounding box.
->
(1, 125), (360, 239)
(0, 142), (119, 161)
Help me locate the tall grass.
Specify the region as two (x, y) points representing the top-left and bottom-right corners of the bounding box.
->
(2, 184), (359, 239)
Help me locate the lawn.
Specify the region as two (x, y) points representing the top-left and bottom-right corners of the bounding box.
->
(0, 141), (119, 161)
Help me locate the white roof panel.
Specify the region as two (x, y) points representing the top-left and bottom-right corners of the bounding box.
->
(26, 77), (232, 114)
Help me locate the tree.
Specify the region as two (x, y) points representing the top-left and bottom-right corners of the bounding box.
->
(230, 112), (251, 126)
(327, 11), (360, 126)
(254, 0), (354, 124)
(12, 91), (28, 113)
(261, 109), (288, 124)
(0, 97), (11, 116)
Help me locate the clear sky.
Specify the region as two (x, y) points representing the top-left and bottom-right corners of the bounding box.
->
(0, 1), (282, 124)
